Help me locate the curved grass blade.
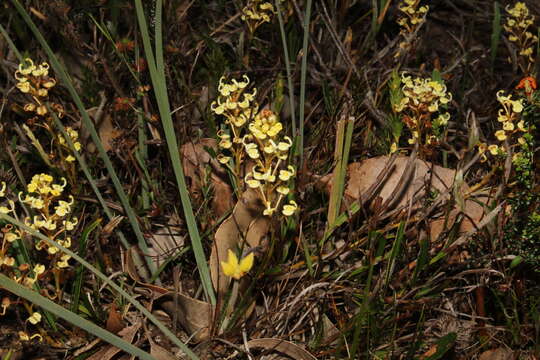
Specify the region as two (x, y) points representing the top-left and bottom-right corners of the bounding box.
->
(134, 0), (216, 305)
(298, 0), (313, 166)
(0, 274), (154, 360)
(275, 0), (296, 136)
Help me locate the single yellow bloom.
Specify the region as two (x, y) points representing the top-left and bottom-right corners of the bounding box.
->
(495, 130), (507, 141)
(282, 200), (298, 216)
(27, 312), (42, 325)
(488, 144), (500, 155)
(221, 249), (254, 280)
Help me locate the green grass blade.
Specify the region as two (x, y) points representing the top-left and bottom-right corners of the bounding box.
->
(0, 274), (154, 360)
(134, 0), (216, 305)
(298, 0), (313, 166)
(70, 218), (101, 313)
(9, 0), (157, 280)
(0, 213), (199, 360)
(275, 0), (296, 136)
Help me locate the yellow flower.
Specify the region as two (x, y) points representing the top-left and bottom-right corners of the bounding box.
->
(56, 254), (71, 268)
(4, 232), (18, 243)
(503, 122), (514, 131)
(278, 165), (296, 181)
(217, 154), (231, 164)
(63, 218), (78, 231)
(390, 142), (398, 153)
(55, 196), (74, 217)
(488, 144), (500, 155)
(495, 130), (507, 141)
(27, 312), (42, 325)
(16, 81), (31, 93)
(221, 249), (254, 280)
(34, 264), (45, 276)
(0, 182), (5, 197)
(282, 200), (298, 216)
(277, 186), (290, 195)
(0, 200), (14, 214)
(244, 142), (260, 159)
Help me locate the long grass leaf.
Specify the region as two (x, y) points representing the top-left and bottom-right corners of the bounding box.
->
(298, 0), (313, 166)
(134, 0), (216, 304)
(275, 0), (296, 135)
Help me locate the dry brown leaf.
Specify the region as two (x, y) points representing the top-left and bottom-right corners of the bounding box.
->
(479, 348), (514, 360)
(150, 343), (179, 360)
(180, 138), (234, 217)
(98, 114), (123, 152)
(87, 321), (141, 360)
(146, 214), (185, 267)
(209, 189), (270, 296)
(105, 303), (125, 334)
(247, 338), (317, 360)
(319, 156), (488, 240)
(156, 291), (213, 343)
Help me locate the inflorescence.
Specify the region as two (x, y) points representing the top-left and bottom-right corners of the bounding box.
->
(211, 75), (297, 218)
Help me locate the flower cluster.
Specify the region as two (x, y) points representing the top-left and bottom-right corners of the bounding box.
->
(477, 91), (527, 161)
(395, 0), (429, 58)
(393, 73), (452, 155)
(0, 175), (75, 340)
(211, 76), (297, 217)
(15, 58), (63, 119)
(57, 127), (82, 163)
(14, 58), (80, 174)
(0, 174), (77, 270)
(504, 2), (538, 73)
(241, 0), (275, 34)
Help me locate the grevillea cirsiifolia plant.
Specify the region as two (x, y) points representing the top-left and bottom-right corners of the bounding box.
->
(211, 75), (298, 218)
(504, 2), (538, 74)
(392, 73), (452, 157)
(1, 174), (78, 341)
(395, 0), (429, 59)
(14, 59), (81, 178)
(241, 0), (275, 35)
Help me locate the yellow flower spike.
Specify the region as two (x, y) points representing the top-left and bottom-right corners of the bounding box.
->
(282, 200), (298, 216)
(221, 249), (254, 280)
(27, 312), (42, 325)
(495, 130), (507, 141)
